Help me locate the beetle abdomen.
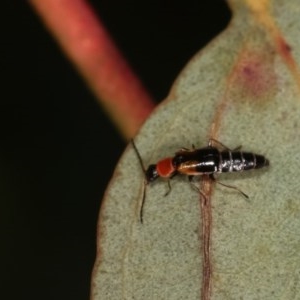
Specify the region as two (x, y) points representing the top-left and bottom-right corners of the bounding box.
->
(220, 151), (269, 172)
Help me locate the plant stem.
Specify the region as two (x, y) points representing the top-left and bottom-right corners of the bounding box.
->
(29, 0), (155, 139)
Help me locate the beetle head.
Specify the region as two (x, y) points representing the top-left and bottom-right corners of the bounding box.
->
(145, 164), (159, 183)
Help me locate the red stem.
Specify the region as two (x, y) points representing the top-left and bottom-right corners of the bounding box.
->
(29, 0), (155, 139)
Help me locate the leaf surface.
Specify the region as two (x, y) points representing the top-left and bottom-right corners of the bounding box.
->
(92, 1), (300, 299)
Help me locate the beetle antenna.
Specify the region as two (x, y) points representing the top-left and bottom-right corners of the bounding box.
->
(131, 139), (146, 174)
(131, 139), (147, 223)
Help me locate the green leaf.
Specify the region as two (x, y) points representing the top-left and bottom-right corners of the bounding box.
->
(91, 1), (300, 299)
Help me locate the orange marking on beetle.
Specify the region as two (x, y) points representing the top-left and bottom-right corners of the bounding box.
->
(177, 161), (201, 176)
(156, 157), (175, 178)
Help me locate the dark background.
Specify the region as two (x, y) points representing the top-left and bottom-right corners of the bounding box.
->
(1, 1), (230, 299)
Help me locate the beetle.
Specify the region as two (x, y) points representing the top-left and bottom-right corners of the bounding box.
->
(132, 139), (269, 223)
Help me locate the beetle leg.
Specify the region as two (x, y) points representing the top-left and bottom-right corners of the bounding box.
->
(209, 174), (249, 198)
(164, 180), (172, 196)
(208, 138), (242, 151)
